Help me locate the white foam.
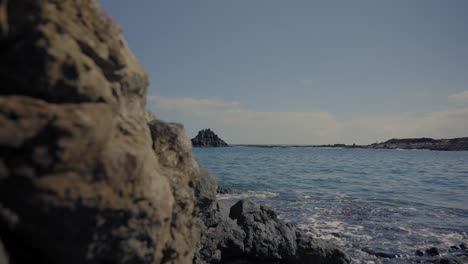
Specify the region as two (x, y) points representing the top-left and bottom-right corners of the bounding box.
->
(217, 191), (279, 200)
(306, 215), (372, 245)
(394, 226), (468, 252)
(397, 207), (417, 211)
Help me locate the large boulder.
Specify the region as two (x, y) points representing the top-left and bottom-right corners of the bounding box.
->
(194, 189), (350, 264)
(0, 1), (200, 263)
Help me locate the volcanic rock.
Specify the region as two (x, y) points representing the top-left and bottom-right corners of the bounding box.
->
(194, 171), (350, 264)
(216, 186), (238, 194)
(0, 1), (200, 263)
(361, 247), (398, 258)
(416, 249), (425, 256)
(191, 129), (228, 147)
(426, 247), (442, 256)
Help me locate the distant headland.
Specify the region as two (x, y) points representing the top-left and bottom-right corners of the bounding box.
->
(366, 137), (468, 151)
(234, 137), (468, 151)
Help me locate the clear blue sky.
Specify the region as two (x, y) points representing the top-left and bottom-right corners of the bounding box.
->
(101, 1), (468, 144)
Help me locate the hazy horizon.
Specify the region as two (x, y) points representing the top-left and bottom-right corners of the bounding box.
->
(101, 0), (468, 144)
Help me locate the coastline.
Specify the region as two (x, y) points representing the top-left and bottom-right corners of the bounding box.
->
(194, 147), (468, 263)
(0, 2), (350, 263)
(225, 137), (468, 151)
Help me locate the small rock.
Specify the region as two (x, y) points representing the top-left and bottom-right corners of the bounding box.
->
(216, 186), (235, 194)
(362, 247), (397, 258)
(439, 259), (451, 264)
(415, 249), (424, 256)
(438, 256), (468, 264)
(426, 247), (442, 256)
(450, 245), (460, 250)
(331, 232), (341, 238)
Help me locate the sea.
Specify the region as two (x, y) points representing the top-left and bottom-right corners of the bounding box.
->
(193, 146), (468, 264)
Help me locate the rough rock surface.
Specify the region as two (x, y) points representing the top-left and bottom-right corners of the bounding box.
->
(0, 1), (200, 263)
(194, 172), (350, 264)
(191, 129), (228, 147)
(414, 245), (468, 264)
(367, 137), (468, 151)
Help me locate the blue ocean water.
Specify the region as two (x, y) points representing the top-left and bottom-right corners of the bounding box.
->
(194, 146), (468, 263)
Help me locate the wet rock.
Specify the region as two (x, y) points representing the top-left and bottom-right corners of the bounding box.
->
(195, 198), (350, 263)
(361, 247), (398, 258)
(460, 243), (467, 250)
(426, 247), (443, 256)
(294, 231), (350, 264)
(228, 199), (297, 260)
(191, 129), (228, 147)
(0, 0), (200, 263)
(439, 256), (468, 264)
(450, 245), (460, 251)
(216, 186), (238, 194)
(331, 232), (341, 238)
(416, 249), (425, 256)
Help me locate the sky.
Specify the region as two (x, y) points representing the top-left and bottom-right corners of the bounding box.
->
(100, 0), (468, 144)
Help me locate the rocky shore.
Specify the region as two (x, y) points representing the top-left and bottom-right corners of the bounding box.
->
(195, 175), (350, 264)
(192, 129), (228, 147)
(0, 1), (348, 263)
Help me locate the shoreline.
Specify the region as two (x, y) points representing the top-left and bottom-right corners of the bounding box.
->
(214, 186), (468, 263)
(224, 136), (468, 151)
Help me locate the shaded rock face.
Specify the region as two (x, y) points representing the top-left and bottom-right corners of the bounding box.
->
(0, 1), (200, 263)
(194, 173), (350, 264)
(0, 239), (8, 264)
(191, 129), (228, 147)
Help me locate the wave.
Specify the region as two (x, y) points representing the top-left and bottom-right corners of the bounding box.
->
(217, 191), (279, 200)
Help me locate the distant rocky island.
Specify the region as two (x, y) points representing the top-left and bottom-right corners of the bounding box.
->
(367, 137), (468, 151)
(235, 137), (468, 151)
(191, 128), (228, 147)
